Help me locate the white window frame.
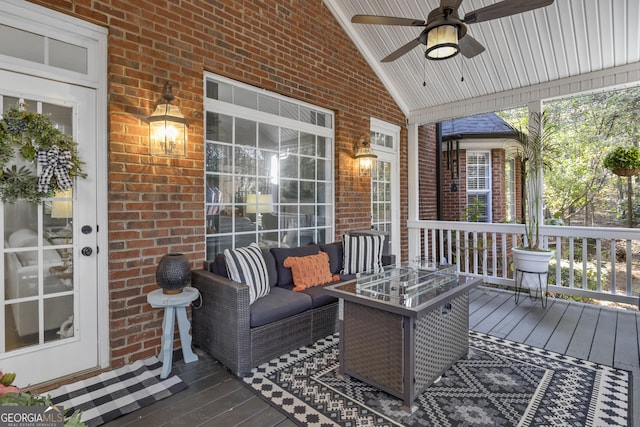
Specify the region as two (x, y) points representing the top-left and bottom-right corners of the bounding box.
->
(203, 72), (335, 256)
(466, 151), (492, 222)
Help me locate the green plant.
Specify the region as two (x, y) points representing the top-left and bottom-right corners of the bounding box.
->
(0, 106), (85, 204)
(511, 111), (558, 250)
(0, 371), (86, 427)
(548, 259), (608, 291)
(463, 197), (486, 222)
(603, 146), (640, 172)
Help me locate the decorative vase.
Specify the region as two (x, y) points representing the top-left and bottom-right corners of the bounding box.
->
(156, 253), (191, 294)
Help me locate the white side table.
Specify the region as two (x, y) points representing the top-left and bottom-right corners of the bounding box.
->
(147, 287), (200, 379)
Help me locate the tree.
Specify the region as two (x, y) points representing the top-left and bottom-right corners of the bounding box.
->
(500, 87), (640, 227)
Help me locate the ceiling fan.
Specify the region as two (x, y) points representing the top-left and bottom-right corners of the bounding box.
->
(352, 0), (554, 62)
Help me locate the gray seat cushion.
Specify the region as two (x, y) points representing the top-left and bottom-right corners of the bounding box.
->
(298, 284), (338, 308)
(249, 287), (312, 328)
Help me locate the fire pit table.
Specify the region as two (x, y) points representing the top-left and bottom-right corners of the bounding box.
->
(325, 264), (481, 413)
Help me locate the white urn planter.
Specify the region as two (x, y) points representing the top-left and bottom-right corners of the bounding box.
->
(512, 248), (553, 290)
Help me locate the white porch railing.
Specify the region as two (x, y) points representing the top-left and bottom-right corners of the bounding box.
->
(408, 220), (640, 307)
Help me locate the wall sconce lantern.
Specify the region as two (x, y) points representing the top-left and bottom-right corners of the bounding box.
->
(148, 82), (188, 157)
(354, 140), (377, 177)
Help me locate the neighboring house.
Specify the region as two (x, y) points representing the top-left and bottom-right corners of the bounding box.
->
(439, 113), (522, 224)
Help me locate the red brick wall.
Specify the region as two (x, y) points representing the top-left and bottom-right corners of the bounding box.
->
(419, 125), (438, 220)
(28, 0), (407, 367)
(492, 149), (506, 223)
(440, 147), (513, 222)
(441, 148), (467, 221)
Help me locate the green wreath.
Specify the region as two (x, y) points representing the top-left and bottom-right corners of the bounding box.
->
(0, 106), (85, 204)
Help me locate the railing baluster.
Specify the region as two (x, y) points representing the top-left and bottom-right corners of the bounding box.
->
(596, 238), (602, 293)
(471, 232), (475, 274)
(446, 229), (452, 265)
(627, 239), (633, 296)
(569, 237), (575, 289)
(491, 232), (497, 277)
(555, 236), (562, 288)
(455, 230), (461, 272)
(611, 239), (617, 294)
(430, 228), (436, 262)
(582, 238), (588, 290)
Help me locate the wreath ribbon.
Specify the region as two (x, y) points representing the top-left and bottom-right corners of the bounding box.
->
(36, 146), (73, 193)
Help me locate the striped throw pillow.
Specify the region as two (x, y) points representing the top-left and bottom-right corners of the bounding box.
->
(224, 243), (270, 304)
(342, 234), (385, 275)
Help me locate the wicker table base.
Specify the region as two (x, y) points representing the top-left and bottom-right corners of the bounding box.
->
(338, 291), (470, 412)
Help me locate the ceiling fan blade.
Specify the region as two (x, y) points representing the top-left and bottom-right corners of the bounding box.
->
(464, 0), (554, 24)
(440, 0), (464, 11)
(459, 34), (485, 58)
(381, 39), (422, 62)
(351, 15), (426, 26)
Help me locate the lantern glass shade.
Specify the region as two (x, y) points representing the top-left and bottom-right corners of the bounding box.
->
(354, 141), (377, 177)
(425, 24), (459, 60)
(149, 102), (188, 157)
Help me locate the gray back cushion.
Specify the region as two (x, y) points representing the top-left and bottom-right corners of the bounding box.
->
(320, 242), (343, 275)
(270, 244), (320, 287)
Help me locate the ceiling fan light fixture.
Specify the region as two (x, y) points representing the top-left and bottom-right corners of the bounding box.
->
(425, 24), (459, 60)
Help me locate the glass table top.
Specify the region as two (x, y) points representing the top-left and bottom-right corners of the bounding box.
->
(330, 263), (461, 309)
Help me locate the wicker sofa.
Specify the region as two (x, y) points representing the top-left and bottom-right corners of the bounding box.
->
(192, 240), (393, 377)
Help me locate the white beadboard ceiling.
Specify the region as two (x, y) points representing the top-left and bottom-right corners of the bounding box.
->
(324, 0), (640, 124)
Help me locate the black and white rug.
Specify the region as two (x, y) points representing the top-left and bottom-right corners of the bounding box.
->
(243, 332), (630, 426)
(48, 357), (188, 427)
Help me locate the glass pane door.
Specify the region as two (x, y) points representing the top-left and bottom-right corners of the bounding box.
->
(369, 120), (400, 260)
(2, 97), (75, 351)
(372, 159), (392, 243)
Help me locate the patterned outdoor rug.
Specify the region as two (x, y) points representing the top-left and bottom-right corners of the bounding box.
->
(243, 332), (630, 426)
(48, 357), (188, 427)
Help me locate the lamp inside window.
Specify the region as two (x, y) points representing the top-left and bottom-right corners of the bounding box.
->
(355, 140), (377, 177)
(148, 82), (188, 157)
(50, 188), (73, 274)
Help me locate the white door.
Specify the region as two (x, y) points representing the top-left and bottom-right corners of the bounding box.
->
(0, 70), (98, 386)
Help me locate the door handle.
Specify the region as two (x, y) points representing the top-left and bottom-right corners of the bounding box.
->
(81, 247), (93, 256)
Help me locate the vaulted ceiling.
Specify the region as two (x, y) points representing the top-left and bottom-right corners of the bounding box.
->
(324, 0), (640, 124)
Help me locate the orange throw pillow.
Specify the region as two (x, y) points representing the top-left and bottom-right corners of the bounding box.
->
(283, 252), (338, 291)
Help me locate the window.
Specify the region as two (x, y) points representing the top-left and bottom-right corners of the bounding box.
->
(466, 151), (491, 222)
(505, 157), (517, 222)
(204, 74), (334, 258)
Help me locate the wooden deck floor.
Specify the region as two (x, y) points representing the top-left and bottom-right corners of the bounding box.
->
(104, 287), (640, 427)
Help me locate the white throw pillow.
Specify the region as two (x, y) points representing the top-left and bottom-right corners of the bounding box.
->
(8, 228), (37, 248)
(342, 234), (385, 275)
(224, 242), (270, 304)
